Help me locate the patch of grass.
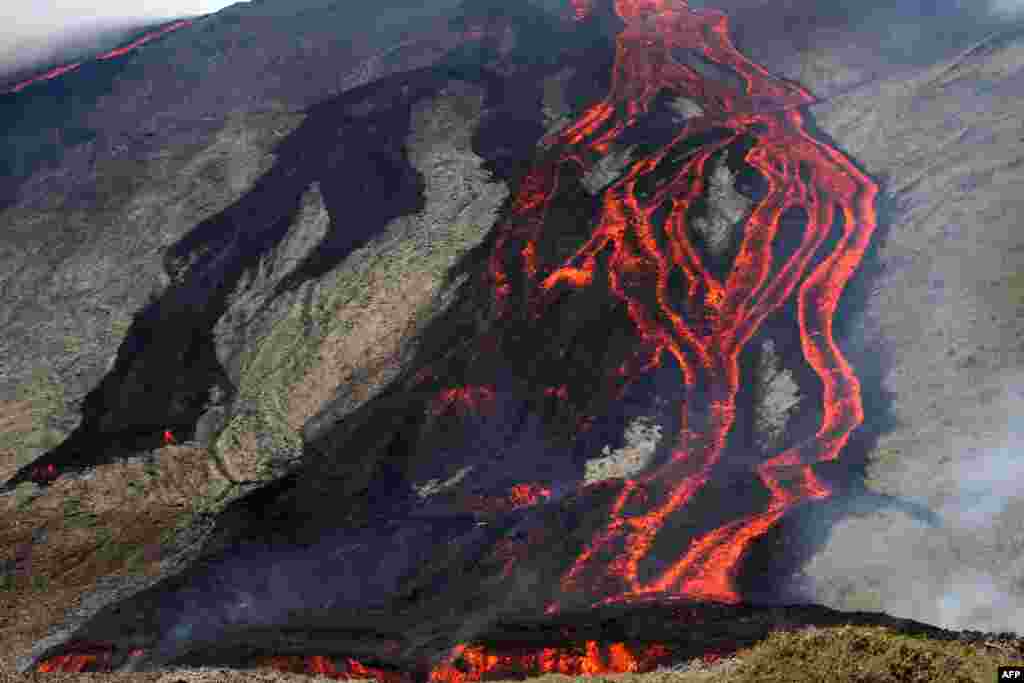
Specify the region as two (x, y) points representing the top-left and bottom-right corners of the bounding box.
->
(14, 482), (41, 511)
(19, 368), (62, 407)
(62, 496), (100, 529)
(126, 479), (145, 497)
(93, 527), (146, 567)
(842, 588), (885, 613)
(727, 625), (1010, 683)
(61, 334), (83, 355)
(123, 544), (149, 573)
(109, 314), (133, 341)
(143, 460), (161, 479)
(29, 572), (49, 593)
(0, 368), (66, 464)
(1006, 271), (1024, 306)
(865, 445), (904, 490)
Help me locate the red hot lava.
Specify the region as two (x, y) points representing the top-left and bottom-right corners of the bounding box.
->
(37, 1), (876, 679)
(36, 643), (115, 673)
(255, 643), (674, 683)
(487, 0), (878, 607)
(38, 642), (684, 679)
(4, 20), (192, 94)
(30, 463), (58, 484)
(433, 385), (498, 418)
(256, 655), (410, 683)
(460, 483), (553, 516)
(430, 642), (674, 683)
(95, 20), (192, 61)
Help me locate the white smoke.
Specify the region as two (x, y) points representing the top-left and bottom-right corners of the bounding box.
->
(988, 0), (1024, 18)
(926, 416), (1024, 635)
(0, 1), (246, 79)
(791, 371), (1024, 636)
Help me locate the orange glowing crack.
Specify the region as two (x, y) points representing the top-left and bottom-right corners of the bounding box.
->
(486, 0), (877, 607)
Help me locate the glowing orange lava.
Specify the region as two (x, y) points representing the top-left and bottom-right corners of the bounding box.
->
(4, 20), (192, 94)
(255, 642), (674, 683)
(257, 655), (409, 683)
(429, 641), (674, 683)
(36, 644), (114, 673)
(96, 20), (192, 60)
(35, 2), (876, 679)
(433, 385), (498, 417)
(37, 642), (678, 680)
(488, 0), (878, 606)
(461, 482), (553, 516)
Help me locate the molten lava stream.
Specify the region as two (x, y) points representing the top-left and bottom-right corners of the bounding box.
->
(258, 655), (409, 683)
(488, 0), (878, 608)
(36, 644), (115, 673)
(255, 642), (676, 683)
(430, 642), (674, 683)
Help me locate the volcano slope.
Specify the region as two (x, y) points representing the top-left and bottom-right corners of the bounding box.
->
(4, 0), (1024, 679)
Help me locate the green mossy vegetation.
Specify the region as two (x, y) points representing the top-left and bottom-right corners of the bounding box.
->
(864, 445), (904, 491)
(62, 496), (100, 529)
(0, 368), (67, 466)
(727, 625), (1012, 683)
(13, 482), (42, 511)
(213, 175), (502, 485)
(1006, 270), (1024, 306)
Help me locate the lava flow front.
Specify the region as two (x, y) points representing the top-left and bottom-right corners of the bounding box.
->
(252, 642), (675, 683)
(486, 0), (878, 608)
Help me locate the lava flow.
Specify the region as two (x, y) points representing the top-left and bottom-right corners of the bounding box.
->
(35, 643), (116, 673)
(487, 0), (878, 607)
(253, 642), (674, 683)
(460, 483), (554, 517)
(429, 641), (674, 683)
(34, 1), (878, 678)
(3, 19), (192, 94)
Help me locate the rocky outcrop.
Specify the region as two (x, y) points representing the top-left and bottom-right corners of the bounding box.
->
(0, 104), (307, 479)
(667, 96), (703, 122)
(584, 417), (662, 484)
(205, 80), (509, 485)
(753, 339), (802, 452)
(541, 67), (576, 133)
(689, 152), (751, 262)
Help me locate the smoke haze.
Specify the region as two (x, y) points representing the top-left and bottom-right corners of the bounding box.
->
(0, 1), (244, 77)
